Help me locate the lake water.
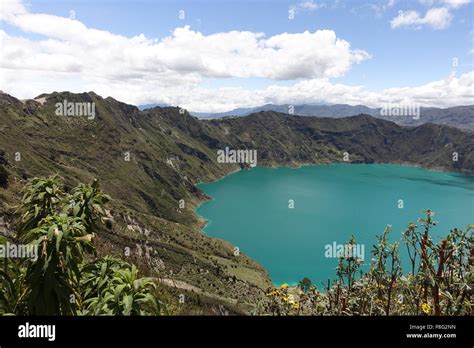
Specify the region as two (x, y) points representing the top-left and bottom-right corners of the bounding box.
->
(196, 164), (474, 286)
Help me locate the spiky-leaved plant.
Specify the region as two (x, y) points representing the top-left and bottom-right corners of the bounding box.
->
(82, 260), (162, 316)
(21, 214), (94, 315)
(0, 236), (28, 315)
(2, 175), (163, 316)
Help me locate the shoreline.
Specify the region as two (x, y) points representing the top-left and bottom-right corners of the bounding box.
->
(193, 166), (243, 233)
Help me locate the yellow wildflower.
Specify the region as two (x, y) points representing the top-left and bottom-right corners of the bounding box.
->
(292, 303), (300, 310)
(267, 288), (281, 297)
(281, 283), (289, 289)
(421, 303), (430, 314)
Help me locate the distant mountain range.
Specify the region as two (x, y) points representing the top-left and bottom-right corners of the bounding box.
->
(138, 103), (169, 110)
(191, 104), (375, 118)
(185, 103), (474, 132)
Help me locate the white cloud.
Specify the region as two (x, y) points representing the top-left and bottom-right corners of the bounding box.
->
(351, 0), (396, 18)
(0, 1), (369, 82)
(403, 0), (470, 30)
(391, 10), (423, 29)
(420, 0), (471, 8)
(423, 7), (453, 28)
(299, 1), (321, 10)
(391, 7), (453, 29)
(0, 25), (370, 80)
(442, 0), (471, 8)
(290, 0), (325, 14)
(0, 0), (472, 112)
(57, 71), (472, 112)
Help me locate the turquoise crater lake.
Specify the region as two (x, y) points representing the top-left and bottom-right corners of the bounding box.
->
(196, 164), (474, 285)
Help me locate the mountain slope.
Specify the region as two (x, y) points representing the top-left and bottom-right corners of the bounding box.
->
(209, 111), (474, 171)
(195, 104), (474, 132)
(0, 92), (270, 313)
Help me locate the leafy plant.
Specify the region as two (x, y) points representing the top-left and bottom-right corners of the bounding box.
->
(22, 214), (94, 315)
(0, 237), (28, 315)
(65, 179), (111, 230)
(1, 175), (164, 316)
(16, 175), (63, 236)
(80, 256), (126, 301)
(370, 225), (401, 315)
(83, 261), (162, 316)
(261, 210), (472, 316)
(298, 277), (312, 294)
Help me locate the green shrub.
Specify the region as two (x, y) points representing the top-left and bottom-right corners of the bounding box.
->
(262, 210), (472, 316)
(1, 175), (164, 316)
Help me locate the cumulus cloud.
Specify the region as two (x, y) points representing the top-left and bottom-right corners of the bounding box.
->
(157, 27), (370, 80)
(0, 0), (368, 82)
(394, 0), (470, 30)
(76, 71), (473, 112)
(0, 0), (472, 112)
(391, 7), (453, 29)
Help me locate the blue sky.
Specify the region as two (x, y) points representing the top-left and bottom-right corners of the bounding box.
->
(1, 0), (473, 111)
